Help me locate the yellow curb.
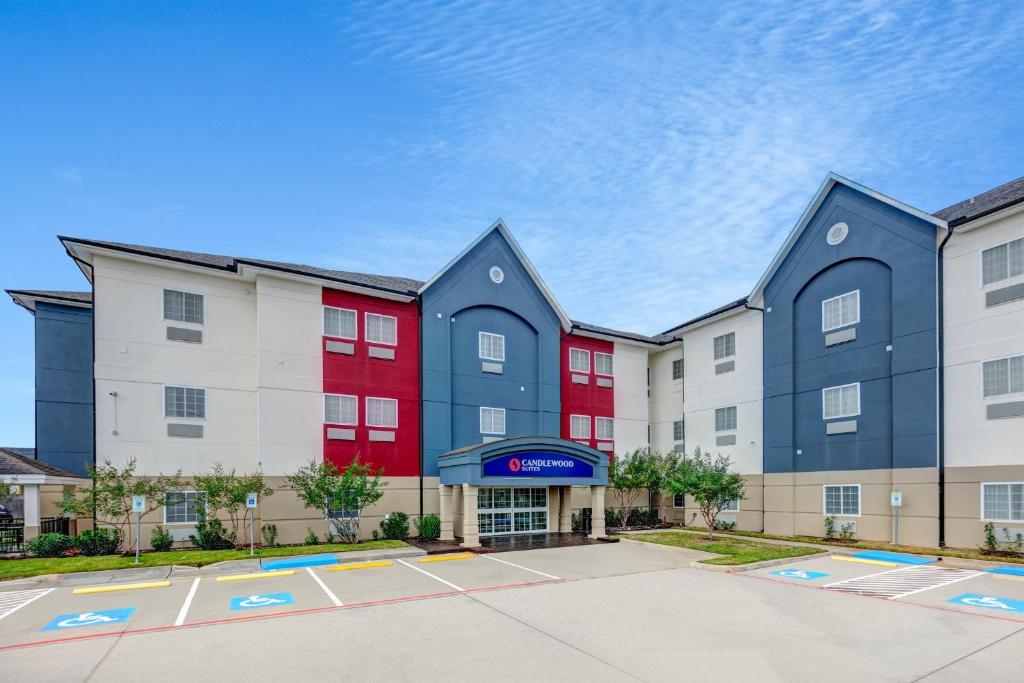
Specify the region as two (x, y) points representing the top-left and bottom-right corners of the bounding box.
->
(215, 569), (295, 582)
(830, 555), (899, 567)
(74, 580), (171, 595)
(419, 553), (475, 563)
(326, 560), (393, 571)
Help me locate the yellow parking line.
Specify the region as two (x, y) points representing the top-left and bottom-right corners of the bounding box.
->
(74, 580), (171, 595)
(215, 569), (295, 582)
(326, 560), (393, 571)
(830, 555), (899, 567)
(418, 553), (475, 563)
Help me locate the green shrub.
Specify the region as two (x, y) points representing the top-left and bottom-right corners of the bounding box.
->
(712, 518), (736, 531)
(150, 525), (174, 552)
(415, 514), (441, 540)
(371, 529), (379, 541)
(824, 515), (836, 540)
(379, 511), (409, 540)
(304, 528), (320, 546)
(324, 530), (337, 544)
(189, 517), (235, 550)
(261, 523), (278, 547)
(76, 527), (121, 556)
(26, 532), (75, 557)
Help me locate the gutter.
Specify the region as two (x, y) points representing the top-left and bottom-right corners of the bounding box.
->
(936, 224), (955, 547)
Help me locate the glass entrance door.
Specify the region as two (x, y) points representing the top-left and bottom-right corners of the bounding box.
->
(477, 487), (548, 536)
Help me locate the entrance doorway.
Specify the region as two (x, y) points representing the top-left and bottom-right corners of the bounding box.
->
(477, 487), (548, 536)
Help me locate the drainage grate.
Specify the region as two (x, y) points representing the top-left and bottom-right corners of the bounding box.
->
(0, 588), (52, 620)
(823, 565), (980, 600)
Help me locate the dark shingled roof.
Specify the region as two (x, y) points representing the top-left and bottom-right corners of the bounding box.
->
(570, 320), (663, 345)
(934, 176), (1024, 226)
(6, 289), (93, 314)
(659, 297), (749, 337)
(60, 237), (423, 296)
(0, 448), (85, 478)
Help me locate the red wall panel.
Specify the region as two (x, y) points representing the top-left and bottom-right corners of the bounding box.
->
(322, 288), (420, 476)
(560, 333), (615, 451)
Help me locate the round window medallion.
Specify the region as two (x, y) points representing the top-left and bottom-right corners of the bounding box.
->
(489, 266), (505, 284)
(826, 222), (849, 246)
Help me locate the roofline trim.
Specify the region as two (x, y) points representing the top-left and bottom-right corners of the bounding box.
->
(6, 289), (93, 314)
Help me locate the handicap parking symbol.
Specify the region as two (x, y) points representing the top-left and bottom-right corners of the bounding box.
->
(771, 569), (829, 581)
(41, 608), (136, 632)
(230, 592), (294, 611)
(948, 594), (1024, 613)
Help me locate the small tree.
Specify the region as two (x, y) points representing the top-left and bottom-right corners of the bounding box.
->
(287, 457), (386, 543)
(191, 463), (274, 546)
(58, 458), (183, 553)
(608, 448), (663, 528)
(668, 448), (745, 539)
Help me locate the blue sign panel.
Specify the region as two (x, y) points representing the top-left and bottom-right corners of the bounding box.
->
(230, 592), (294, 611)
(482, 452), (594, 478)
(42, 608), (136, 632)
(948, 594), (1024, 613)
(770, 569), (829, 581)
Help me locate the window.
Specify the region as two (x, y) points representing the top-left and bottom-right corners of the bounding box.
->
(480, 407), (506, 435)
(594, 352), (614, 376)
(570, 414), (591, 440)
(365, 397), (398, 428)
(824, 485), (860, 516)
(983, 355), (1024, 398)
(324, 394), (357, 425)
(713, 332), (736, 360)
(323, 306), (356, 339)
(365, 313), (397, 345)
(164, 491), (205, 524)
(982, 237), (1024, 286)
(822, 290), (859, 332)
(163, 289), (204, 324)
(569, 348), (590, 373)
(595, 417), (614, 440)
(672, 358), (684, 380)
(164, 386), (206, 418)
(715, 406), (737, 432)
(673, 420), (685, 442)
(822, 383), (861, 419)
(982, 483), (1024, 522)
(479, 332), (505, 361)
(722, 498), (740, 512)
(673, 493), (684, 508)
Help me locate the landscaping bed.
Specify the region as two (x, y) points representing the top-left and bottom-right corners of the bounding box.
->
(0, 539), (409, 580)
(624, 530), (821, 565)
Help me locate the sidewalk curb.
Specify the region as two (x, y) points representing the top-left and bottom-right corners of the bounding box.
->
(690, 551), (831, 573)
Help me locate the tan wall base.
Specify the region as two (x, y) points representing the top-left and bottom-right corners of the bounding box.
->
(945, 465), (1024, 549)
(659, 475), (765, 533)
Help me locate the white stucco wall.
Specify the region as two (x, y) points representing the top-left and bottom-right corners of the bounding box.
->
(612, 341), (649, 455)
(648, 344), (683, 455)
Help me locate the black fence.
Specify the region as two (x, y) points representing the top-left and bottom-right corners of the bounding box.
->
(41, 516), (71, 535)
(0, 517), (73, 552)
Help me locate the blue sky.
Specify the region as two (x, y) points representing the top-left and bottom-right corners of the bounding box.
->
(1, 1), (1023, 446)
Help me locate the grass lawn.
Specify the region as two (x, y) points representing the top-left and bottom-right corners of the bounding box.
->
(626, 531), (822, 565)
(0, 540), (409, 581)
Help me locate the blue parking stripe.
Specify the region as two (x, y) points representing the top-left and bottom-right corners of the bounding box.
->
(261, 553), (338, 570)
(852, 550), (934, 565)
(987, 566), (1024, 577)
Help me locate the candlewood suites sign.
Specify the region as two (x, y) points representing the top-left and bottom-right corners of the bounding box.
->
(482, 452), (594, 478)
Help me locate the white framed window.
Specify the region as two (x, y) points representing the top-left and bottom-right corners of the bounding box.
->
(480, 407), (506, 435)
(822, 290), (860, 332)
(713, 332), (735, 360)
(715, 406), (737, 432)
(365, 313), (397, 346)
(672, 358), (683, 380)
(479, 331), (505, 361)
(324, 394), (358, 425)
(722, 498), (740, 512)
(822, 382), (861, 419)
(673, 420), (684, 442)
(164, 386), (206, 419)
(673, 493), (684, 508)
(823, 484), (860, 516)
(981, 237), (1024, 286)
(163, 289), (204, 324)
(323, 306), (357, 339)
(981, 482), (1024, 522)
(594, 352), (614, 376)
(570, 414), (591, 440)
(164, 491), (206, 525)
(982, 354), (1024, 399)
(365, 397), (398, 428)
(569, 348), (590, 373)
(595, 417), (614, 440)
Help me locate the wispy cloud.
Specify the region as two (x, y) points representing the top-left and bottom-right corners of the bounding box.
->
(322, 1), (1024, 334)
(52, 165), (83, 184)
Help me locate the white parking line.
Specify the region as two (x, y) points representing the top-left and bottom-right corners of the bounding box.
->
(0, 588), (54, 622)
(482, 554), (561, 580)
(397, 558), (464, 592)
(174, 578), (201, 626)
(305, 567), (343, 607)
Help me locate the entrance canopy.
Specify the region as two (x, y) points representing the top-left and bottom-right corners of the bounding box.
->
(437, 436), (609, 488)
